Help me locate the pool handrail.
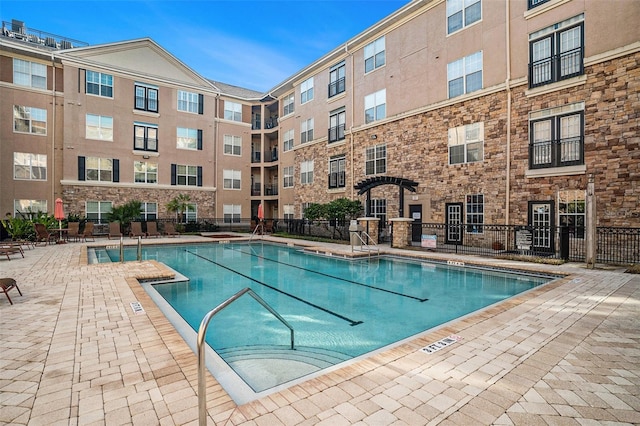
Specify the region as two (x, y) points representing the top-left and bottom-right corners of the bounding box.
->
(351, 231), (380, 257)
(197, 287), (295, 426)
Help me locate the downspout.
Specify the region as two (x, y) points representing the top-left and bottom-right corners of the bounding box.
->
(347, 42), (355, 200)
(51, 53), (57, 206)
(504, 0), (512, 226)
(213, 91), (220, 218)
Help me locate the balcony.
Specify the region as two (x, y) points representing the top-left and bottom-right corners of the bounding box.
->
(328, 77), (346, 98)
(251, 148), (278, 163)
(251, 183), (261, 196)
(529, 136), (584, 169)
(328, 124), (345, 143)
(529, 47), (583, 88)
(328, 172), (346, 189)
(264, 184), (278, 196)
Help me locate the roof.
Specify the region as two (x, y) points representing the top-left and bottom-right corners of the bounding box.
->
(209, 80), (265, 100)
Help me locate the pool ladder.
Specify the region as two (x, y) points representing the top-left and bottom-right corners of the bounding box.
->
(249, 222), (264, 241)
(351, 231), (380, 257)
(197, 287), (295, 426)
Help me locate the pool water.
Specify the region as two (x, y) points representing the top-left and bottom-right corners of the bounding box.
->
(99, 242), (552, 399)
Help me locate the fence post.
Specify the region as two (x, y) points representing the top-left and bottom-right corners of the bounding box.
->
(586, 174), (596, 268)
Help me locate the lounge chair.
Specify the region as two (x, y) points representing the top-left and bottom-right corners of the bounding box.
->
(82, 222), (95, 242)
(1, 245), (24, 260)
(163, 222), (180, 237)
(67, 222), (81, 242)
(129, 222), (146, 238)
(145, 222), (161, 238)
(34, 223), (56, 245)
(108, 222), (122, 239)
(0, 278), (22, 305)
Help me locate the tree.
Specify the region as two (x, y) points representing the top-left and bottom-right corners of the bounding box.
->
(303, 198), (363, 239)
(107, 200), (142, 233)
(166, 194), (191, 223)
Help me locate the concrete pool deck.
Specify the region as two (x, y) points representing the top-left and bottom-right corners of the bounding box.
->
(1, 235), (639, 425)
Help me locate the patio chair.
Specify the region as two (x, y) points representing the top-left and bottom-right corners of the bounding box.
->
(146, 222), (161, 238)
(1, 245), (24, 260)
(67, 222), (81, 242)
(129, 222), (146, 238)
(34, 223), (56, 245)
(108, 222), (122, 239)
(82, 222), (95, 242)
(0, 278), (22, 305)
(163, 222), (180, 237)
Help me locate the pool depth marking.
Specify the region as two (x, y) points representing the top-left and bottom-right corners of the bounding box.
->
(184, 250), (363, 326)
(230, 246), (429, 303)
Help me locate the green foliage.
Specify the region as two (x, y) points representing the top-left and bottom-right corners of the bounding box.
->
(303, 203), (325, 221)
(107, 200), (142, 232)
(304, 198), (363, 223)
(30, 212), (58, 228)
(166, 194), (191, 223)
(1, 215), (35, 240)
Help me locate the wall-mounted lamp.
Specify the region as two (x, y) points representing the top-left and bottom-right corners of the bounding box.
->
(143, 155), (150, 159)
(371, 135), (377, 139)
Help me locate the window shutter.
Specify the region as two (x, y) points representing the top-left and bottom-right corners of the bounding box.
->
(79, 69), (83, 93)
(113, 159), (120, 182)
(198, 94), (204, 114)
(78, 156), (85, 181)
(197, 129), (203, 150)
(197, 166), (203, 187)
(171, 164), (177, 185)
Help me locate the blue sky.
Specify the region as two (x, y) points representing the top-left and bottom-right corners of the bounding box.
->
(1, 0), (408, 92)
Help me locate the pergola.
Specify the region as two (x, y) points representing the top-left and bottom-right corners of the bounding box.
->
(354, 176), (419, 218)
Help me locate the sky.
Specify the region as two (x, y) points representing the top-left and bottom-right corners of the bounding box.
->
(1, 0), (409, 92)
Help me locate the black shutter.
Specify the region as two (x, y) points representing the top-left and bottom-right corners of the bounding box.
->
(197, 166), (203, 187)
(78, 156), (85, 181)
(197, 129), (203, 150)
(171, 163), (177, 185)
(112, 159), (119, 182)
(198, 94), (204, 115)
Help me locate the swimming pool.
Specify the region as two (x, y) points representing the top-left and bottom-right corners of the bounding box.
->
(96, 242), (553, 402)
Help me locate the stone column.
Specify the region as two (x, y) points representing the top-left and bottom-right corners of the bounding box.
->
(586, 174), (596, 269)
(357, 217), (380, 245)
(389, 218), (413, 248)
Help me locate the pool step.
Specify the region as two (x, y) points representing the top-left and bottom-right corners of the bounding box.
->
(217, 345), (351, 369)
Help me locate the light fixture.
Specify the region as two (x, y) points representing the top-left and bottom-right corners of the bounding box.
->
(143, 155), (150, 159)
(371, 135), (377, 139)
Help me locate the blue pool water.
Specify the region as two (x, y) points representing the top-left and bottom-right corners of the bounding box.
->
(98, 242), (552, 400)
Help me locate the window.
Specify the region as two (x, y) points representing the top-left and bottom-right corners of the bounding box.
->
(135, 83), (158, 112)
(529, 16), (584, 88)
(14, 199), (47, 217)
(184, 204), (197, 222)
(14, 106), (46, 135)
(14, 153), (46, 180)
(300, 160), (314, 184)
(529, 103), (584, 169)
(558, 190), (585, 238)
(283, 204), (295, 220)
(328, 156), (346, 189)
(283, 93), (295, 116)
(283, 166), (294, 188)
(13, 59), (46, 89)
(364, 36), (385, 73)
(301, 118), (314, 143)
(172, 164), (202, 186)
(528, 0), (551, 11)
(177, 90), (203, 114)
(86, 114), (113, 141)
(134, 161), (157, 184)
(219, 134), (241, 156)
(224, 101), (242, 121)
(140, 202), (157, 221)
(466, 194), (484, 233)
(283, 129), (294, 152)
(300, 77), (314, 104)
(365, 144), (386, 175)
(86, 201), (112, 224)
(134, 123), (158, 152)
(223, 169), (241, 189)
(177, 127), (202, 150)
(448, 51), (483, 98)
(365, 89), (386, 124)
(85, 157), (113, 182)
(447, 0), (481, 34)
(86, 70), (113, 97)
(329, 62), (346, 97)
(448, 122), (484, 164)
(302, 202), (312, 219)
(369, 199), (387, 225)
(223, 205), (241, 223)
(329, 109), (346, 143)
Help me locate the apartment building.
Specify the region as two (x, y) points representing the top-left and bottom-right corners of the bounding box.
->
(1, 0), (638, 247)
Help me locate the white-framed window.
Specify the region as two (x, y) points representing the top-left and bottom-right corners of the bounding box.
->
(14, 199), (47, 217)
(14, 152), (47, 180)
(223, 204), (241, 223)
(223, 169), (241, 189)
(283, 129), (294, 152)
(328, 156), (346, 189)
(364, 89), (386, 124)
(86, 157), (113, 182)
(558, 189), (585, 238)
(529, 102), (584, 169)
(177, 127), (200, 150)
(86, 201), (112, 224)
(86, 114), (113, 141)
(224, 101), (242, 121)
(283, 166), (294, 188)
(369, 199), (387, 224)
(364, 36), (386, 73)
(86, 70), (113, 97)
(283, 93), (295, 116)
(134, 161), (158, 184)
(223, 135), (242, 155)
(174, 164), (200, 186)
(447, 0), (481, 34)
(13, 59), (46, 89)
(329, 62), (346, 97)
(134, 123), (158, 152)
(365, 144), (386, 175)
(302, 202), (312, 219)
(448, 122), (484, 164)
(300, 77), (314, 104)
(177, 90), (202, 114)
(283, 204), (295, 220)
(135, 83), (159, 112)
(329, 109), (346, 143)
(448, 51), (483, 98)
(14, 105), (47, 135)
(301, 118), (314, 143)
(140, 202), (158, 221)
(300, 160), (314, 184)
(466, 194), (484, 233)
(185, 204), (197, 222)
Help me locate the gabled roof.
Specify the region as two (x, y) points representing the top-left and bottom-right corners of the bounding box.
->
(208, 79), (265, 100)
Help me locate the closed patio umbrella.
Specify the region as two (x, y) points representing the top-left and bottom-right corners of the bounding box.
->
(257, 203), (264, 221)
(54, 198), (65, 242)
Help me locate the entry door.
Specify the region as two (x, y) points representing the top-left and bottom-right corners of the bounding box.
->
(445, 203), (463, 245)
(528, 201), (554, 253)
(409, 204), (422, 242)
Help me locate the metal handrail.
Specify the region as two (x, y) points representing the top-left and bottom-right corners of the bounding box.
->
(351, 231), (380, 257)
(249, 222), (264, 242)
(197, 287), (294, 426)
